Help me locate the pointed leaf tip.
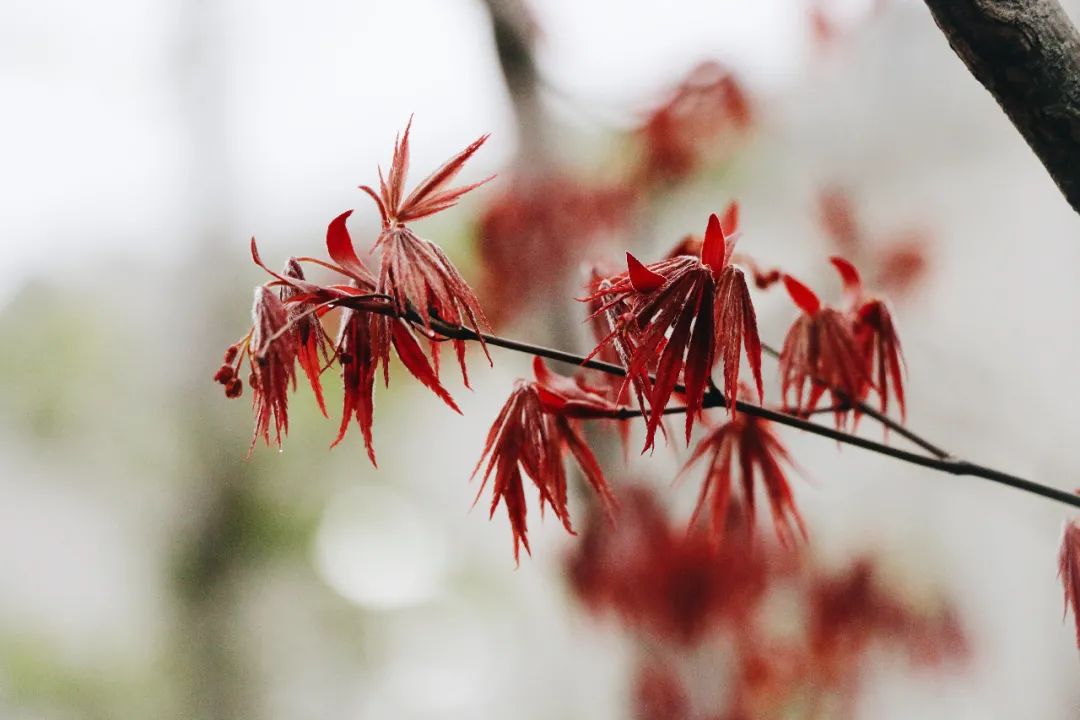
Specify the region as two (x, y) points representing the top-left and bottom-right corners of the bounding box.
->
(326, 209), (371, 282)
(829, 256), (862, 296)
(701, 213), (726, 274)
(626, 252), (665, 292)
(782, 274), (821, 315)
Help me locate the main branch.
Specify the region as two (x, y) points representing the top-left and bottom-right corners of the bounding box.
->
(412, 312), (1080, 511)
(923, 0), (1080, 214)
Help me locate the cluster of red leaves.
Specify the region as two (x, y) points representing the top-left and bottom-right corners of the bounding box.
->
(247, 287), (297, 452)
(567, 485), (768, 645)
(473, 357), (619, 563)
(683, 394), (806, 546)
(475, 174), (633, 328)
(778, 256), (906, 426)
(723, 560), (967, 720)
(215, 122), (490, 463)
(778, 273), (868, 427)
(832, 256), (906, 419)
(567, 485), (968, 720)
(632, 61), (754, 186)
(360, 118), (494, 385)
(587, 208), (762, 450)
(818, 186), (932, 298)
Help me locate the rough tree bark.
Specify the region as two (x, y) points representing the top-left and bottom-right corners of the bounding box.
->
(922, 0), (1080, 215)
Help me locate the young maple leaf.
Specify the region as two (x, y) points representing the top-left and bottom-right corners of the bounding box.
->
(279, 258), (334, 417)
(331, 305), (461, 466)
(682, 394), (806, 546)
(333, 307), (378, 464)
(473, 358), (617, 563)
(247, 287), (298, 453)
(808, 559), (968, 678)
(1059, 520), (1080, 649)
(589, 211), (762, 451)
(831, 256), (907, 420)
(331, 300), (460, 466)
(634, 62), (753, 185)
(359, 119), (494, 385)
(778, 273), (868, 428)
(225, 214), (458, 463)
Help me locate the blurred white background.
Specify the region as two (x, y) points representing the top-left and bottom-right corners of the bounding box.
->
(1, 0), (1079, 717)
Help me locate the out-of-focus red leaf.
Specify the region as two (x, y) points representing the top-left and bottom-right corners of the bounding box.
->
(1059, 520), (1080, 649)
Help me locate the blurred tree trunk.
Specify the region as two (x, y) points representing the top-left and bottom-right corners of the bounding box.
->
(923, 0), (1080, 214)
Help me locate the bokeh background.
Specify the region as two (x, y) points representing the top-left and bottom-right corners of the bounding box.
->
(2, 0), (1080, 717)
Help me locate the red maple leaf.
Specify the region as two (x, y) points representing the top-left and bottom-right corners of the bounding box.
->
(247, 287), (298, 454)
(1060, 520), (1080, 649)
(831, 256), (907, 420)
(567, 485), (768, 645)
(359, 119), (494, 385)
(808, 559), (968, 679)
(331, 306), (461, 465)
(682, 400), (806, 545)
(818, 186), (932, 298)
(279, 258), (334, 417)
(219, 213), (459, 461)
(589, 211), (762, 450)
(634, 62), (753, 185)
(473, 357), (617, 562)
(778, 273), (868, 428)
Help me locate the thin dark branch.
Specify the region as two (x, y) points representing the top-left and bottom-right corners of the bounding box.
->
(412, 312), (1080, 511)
(922, 0), (1080, 215)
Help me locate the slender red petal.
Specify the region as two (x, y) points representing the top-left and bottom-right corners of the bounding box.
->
(830, 256), (863, 300)
(326, 210), (374, 284)
(389, 321), (461, 414)
(1060, 521), (1080, 649)
(715, 267), (762, 410)
(332, 309), (377, 465)
(399, 133), (492, 220)
(682, 290), (714, 441)
(782, 274), (821, 315)
(701, 212), (726, 275)
(387, 116), (412, 213)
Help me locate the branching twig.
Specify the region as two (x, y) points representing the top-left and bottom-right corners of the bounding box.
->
(409, 310), (1080, 511)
